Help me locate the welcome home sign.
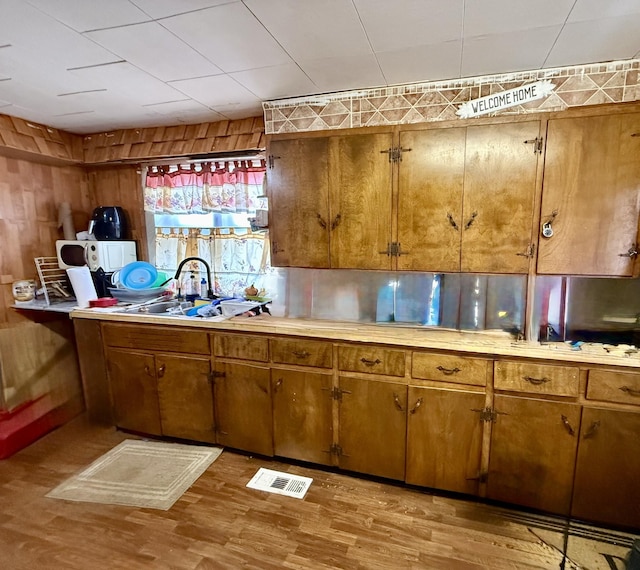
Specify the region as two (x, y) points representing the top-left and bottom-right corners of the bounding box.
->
(457, 80), (555, 118)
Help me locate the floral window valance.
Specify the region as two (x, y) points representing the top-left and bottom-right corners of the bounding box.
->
(144, 160), (266, 215)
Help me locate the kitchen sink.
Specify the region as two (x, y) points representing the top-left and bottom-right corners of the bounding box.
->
(121, 300), (193, 315)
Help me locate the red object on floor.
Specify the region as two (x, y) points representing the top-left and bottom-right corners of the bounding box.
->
(0, 395), (76, 459)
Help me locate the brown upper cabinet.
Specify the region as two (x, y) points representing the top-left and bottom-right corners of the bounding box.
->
(267, 120), (540, 273)
(398, 121), (541, 273)
(267, 130), (394, 270)
(537, 112), (640, 276)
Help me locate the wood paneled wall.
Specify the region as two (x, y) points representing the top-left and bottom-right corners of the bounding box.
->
(0, 154), (91, 325)
(82, 116), (265, 163)
(86, 165), (149, 261)
(0, 115), (82, 163)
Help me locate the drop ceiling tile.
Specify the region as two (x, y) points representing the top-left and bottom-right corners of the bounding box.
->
(464, 0), (574, 37)
(161, 3), (292, 72)
(130, 0), (230, 19)
(141, 98), (211, 116)
(85, 21), (222, 82)
(545, 15), (640, 68)
(568, 0), (640, 22)
(0, 46), (107, 98)
(354, 0), (464, 52)
(231, 64), (318, 101)
(298, 54), (386, 93)
(2, 2), (121, 69)
(376, 41), (462, 85)
(244, 0), (371, 60)
(70, 62), (187, 105)
(168, 74), (261, 107)
(210, 102), (264, 120)
(462, 26), (562, 78)
(26, 0), (151, 32)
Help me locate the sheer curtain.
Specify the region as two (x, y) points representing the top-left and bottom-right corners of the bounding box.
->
(145, 160), (270, 298)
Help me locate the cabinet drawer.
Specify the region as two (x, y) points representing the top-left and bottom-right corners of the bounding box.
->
(412, 352), (489, 387)
(102, 323), (210, 354)
(271, 338), (332, 368)
(587, 369), (640, 406)
(494, 361), (579, 397)
(213, 334), (269, 362)
(338, 346), (405, 377)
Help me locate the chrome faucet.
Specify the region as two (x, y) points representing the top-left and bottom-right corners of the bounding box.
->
(173, 257), (215, 299)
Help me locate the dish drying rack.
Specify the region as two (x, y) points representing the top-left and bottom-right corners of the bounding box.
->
(34, 257), (75, 305)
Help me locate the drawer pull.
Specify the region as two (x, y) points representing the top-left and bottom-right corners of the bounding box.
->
(583, 421), (601, 439)
(157, 364), (166, 378)
(560, 415), (575, 436)
(292, 350), (310, 359)
(360, 358), (381, 367)
(393, 393), (404, 412)
(409, 398), (423, 415)
(437, 366), (460, 376)
(620, 385), (640, 397)
(523, 375), (550, 385)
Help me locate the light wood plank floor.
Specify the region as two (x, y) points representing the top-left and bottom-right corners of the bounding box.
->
(0, 415), (634, 569)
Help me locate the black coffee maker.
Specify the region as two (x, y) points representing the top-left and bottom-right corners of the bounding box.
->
(89, 206), (128, 240)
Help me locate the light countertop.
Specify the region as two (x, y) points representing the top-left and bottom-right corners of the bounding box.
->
(70, 307), (640, 370)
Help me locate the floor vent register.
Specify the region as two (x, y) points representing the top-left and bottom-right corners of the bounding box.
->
(246, 468), (312, 499)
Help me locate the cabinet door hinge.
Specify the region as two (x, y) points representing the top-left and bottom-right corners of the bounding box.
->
(516, 243), (535, 258)
(267, 154), (281, 169)
(524, 137), (544, 154)
(472, 406), (498, 422)
(328, 386), (351, 401)
(380, 146), (412, 163)
(466, 472), (488, 483)
(209, 371), (226, 384)
(379, 242), (410, 257)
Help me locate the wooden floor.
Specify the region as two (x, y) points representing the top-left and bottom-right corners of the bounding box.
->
(0, 415), (632, 570)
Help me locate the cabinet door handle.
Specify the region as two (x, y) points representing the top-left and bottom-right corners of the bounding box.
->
(560, 415), (575, 436)
(330, 214), (342, 230)
(523, 375), (550, 385)
(157, 364), (166, 378)
(436, 366), (460, 376)
(144, 364), (152, 376)
(273, 378), (283, 392)
(447, 213), (459, 231)
(393, 393), (404, 412)
(620, 385), (640, 397)
(272, 242), (285, 254)
(409, 398), (423, 414)
(316, 214), (327, 229)
(360, 357), (381, 367)
(292, 350), (310, 359)
(583, 421), (601, 439)
(464, 211), (478, 229)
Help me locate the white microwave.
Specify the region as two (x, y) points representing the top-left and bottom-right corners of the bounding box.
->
(56, 240), (137, 272)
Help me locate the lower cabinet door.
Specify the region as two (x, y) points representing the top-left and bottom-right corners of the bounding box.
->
(487, 395), (581, 515)
(272, 368), (333, 465)
(338, 376), (407, 480)
(572, 407), (640, 529)
(156, 354), (215, 443)
(406, 386), (485, 494)
(107, 348), (162, 436)
(214, 361), (273, 456)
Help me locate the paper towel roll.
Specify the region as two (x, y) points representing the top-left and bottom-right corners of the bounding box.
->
(58, 202), (76, 241)
(66, 266), (98, 308)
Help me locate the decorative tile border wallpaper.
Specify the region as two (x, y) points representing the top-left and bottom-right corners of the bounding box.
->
(263, 59), (640, 135)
